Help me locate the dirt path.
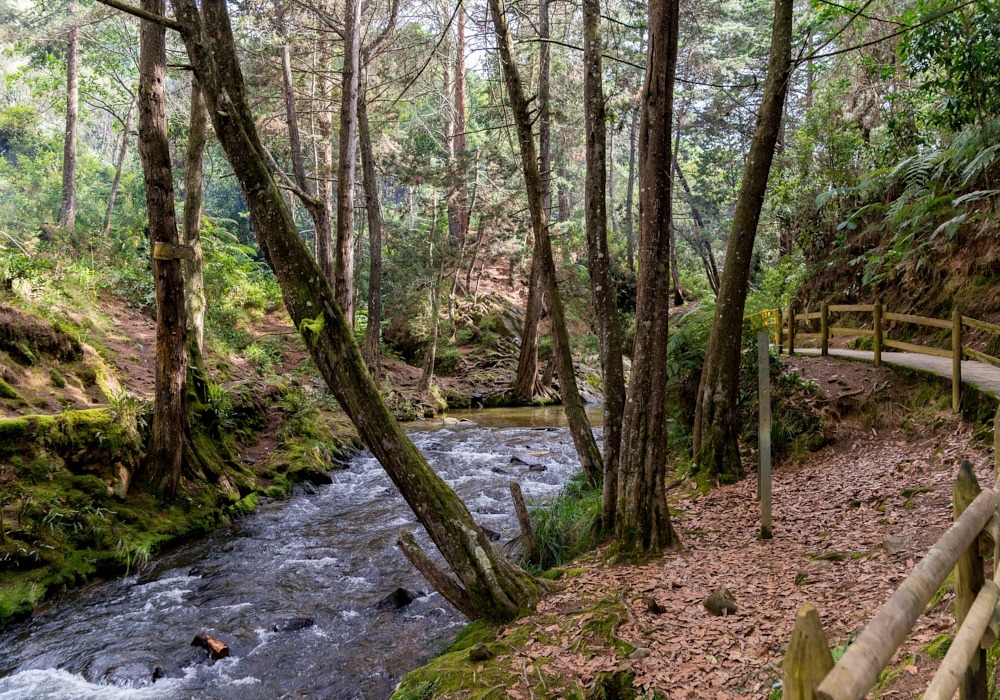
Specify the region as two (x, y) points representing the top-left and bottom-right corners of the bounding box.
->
(797, 347), (1000, 397)
(495, 423), (989, 699)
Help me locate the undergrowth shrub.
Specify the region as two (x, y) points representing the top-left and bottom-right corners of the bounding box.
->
(511, 473), (601, 573)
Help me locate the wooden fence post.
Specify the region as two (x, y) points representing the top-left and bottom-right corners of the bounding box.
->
(758, 331), (772, 537)
(954, 459), (987, 700)
(953, 309), (963, 413)
(821, 303), (829, 356)
(788, 304), (796, 355)
(994, 403), (1000, 486)
(777, 308), (784, 354)
(783, 602), (835, 700)
(873, 301), (882, 368)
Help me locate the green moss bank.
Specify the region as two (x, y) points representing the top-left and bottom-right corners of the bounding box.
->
(0, 388), (360, 628)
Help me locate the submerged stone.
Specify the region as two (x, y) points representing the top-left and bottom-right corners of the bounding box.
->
(374, 587), (420, 610)
(273, 617), (315, 633)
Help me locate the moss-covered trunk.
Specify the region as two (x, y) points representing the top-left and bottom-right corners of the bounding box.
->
(615, 0), (681, 557)
(169, 0), (540, 621)
(138, 0), (187, 497)
(692, 0), (793, 483)
(489, 0), (604, 488)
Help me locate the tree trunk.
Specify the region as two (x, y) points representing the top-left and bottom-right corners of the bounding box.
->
(511, 0), (550, 403)
(465, 214), (485, 290)
(583, 0), (626, 530)
(538, 0), (551, 214)
(674, 161), (720, 293)
(359, 83), (383, 379)
(670, 101), (687, 307)
(489, 0), (604, 487)
(59, 0), (79, 235)
(419, 196), (443, 393)
(452, 4), (470, 245)
(171, 0), (541, 621)
(315, 0), (335, 280)
(693, 0), (793, 482)
(607, 129), (617, 236)
(335, 0), (362, 327)
(615, 0), (681, 558)
(139, 0), (187, 497)
(183, 78), (208, 370)
(276, 5), (335, 287)
(624, 107), (637, 274)
(103, 94), (136, 238)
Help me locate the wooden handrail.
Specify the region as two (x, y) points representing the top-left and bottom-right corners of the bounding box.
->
(828, 304), (873, 312)
(882, 338), (953, 358)
(883, 310), (953, 330)
(811, 486), (999, 700)
(829, 327), (874, 337)
(963, 346), (1000, 369)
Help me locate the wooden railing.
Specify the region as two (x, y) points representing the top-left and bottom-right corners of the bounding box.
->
(770, 302), (1000, 412)
(783, 460), (1000, 700)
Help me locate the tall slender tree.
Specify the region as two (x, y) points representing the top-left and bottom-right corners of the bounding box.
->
(489, 0), (604, 487)
(137, 0), (187, 497)
(693, 0), (794, 482)
(59, 0), (80, 234)
(615, 0), (681, 557)
(334, 0), (362, 326)
(133, 0), (544, 621)
(183, 78), (208, 371)
(359, 80), (383, 378)
(582, 0), (626, 530)
(102, 93), (136, 238)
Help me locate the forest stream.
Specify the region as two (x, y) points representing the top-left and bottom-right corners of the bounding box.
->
(0, 406), (601, 700)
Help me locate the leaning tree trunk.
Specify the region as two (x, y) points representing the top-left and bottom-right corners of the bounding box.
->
(489, 0), (604, 487)
(615, 0), (681, 558)
(419, 197), (443, 393)
(59, 0), (79, 235)
(183, 78), (208, 371)
(582, 0), (626, 530)
(335, 0), (362, 327)
(139, 0), (187, 498)
(510, 0), (550, 403)
(103, 94), (136, 238)
(692, 0), (793, 483)
(168, 0), (540, 621)
(359, 84), (383, 379)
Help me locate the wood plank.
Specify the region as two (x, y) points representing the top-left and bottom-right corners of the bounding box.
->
(882, 338), (952, 358)
(797, 312), (822, 321)
(796, 332), (822, 340)
(830, 327), (875, 337)
(962, 346), (1000, 369)
(962, 316), (1000, 335)
(828, 304), (873, 313)
(883, 311), (952, 330)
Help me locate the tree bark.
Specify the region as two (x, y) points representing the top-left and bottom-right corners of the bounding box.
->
(139, 0), (187, 498)
(103, 94), (136, 238)
(335, 0), (362, 326)
(59, 0), (80, 234)
(419, 195), (443, 393)
(670, 100), (687, 307)
(607, 129), (617, 236)
(511, 0), (550, 403)
(693, 0), (793, 482)
(170, 0), (540, 621)
(674, 161), (720, 293)
(315, 0), (335, 280)
(359, 82), (383, 379)
(183, 78), (208, 370)
(275, 0), (334, 292)
(451, 4), (470, 245)
(615, 0), (681, 557)
(624, 107), (637, 274)
(583, 0), (626, 530)
(489, 0), (604, 487)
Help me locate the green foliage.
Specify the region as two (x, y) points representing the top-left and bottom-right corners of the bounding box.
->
(433, 345), (463, 375)
(515, 472), (601, 572)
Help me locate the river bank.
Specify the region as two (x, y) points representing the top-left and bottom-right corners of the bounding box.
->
(0, 408), (592, 698)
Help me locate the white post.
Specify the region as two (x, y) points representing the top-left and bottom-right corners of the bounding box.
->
(758, 331), (772, 539)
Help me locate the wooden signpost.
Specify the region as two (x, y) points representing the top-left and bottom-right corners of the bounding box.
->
(758, 331), (772, 540)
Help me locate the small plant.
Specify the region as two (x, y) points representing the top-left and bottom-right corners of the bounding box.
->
(204, 384), (235, 432)
(107, 390), (152, 444)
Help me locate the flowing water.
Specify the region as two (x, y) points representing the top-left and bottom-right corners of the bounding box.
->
(0, 406), (601, 700)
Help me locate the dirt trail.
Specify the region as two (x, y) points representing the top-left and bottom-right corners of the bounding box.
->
(497, 423), (989, 699)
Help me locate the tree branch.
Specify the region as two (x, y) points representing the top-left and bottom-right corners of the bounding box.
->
(95, 0), (182, 31)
